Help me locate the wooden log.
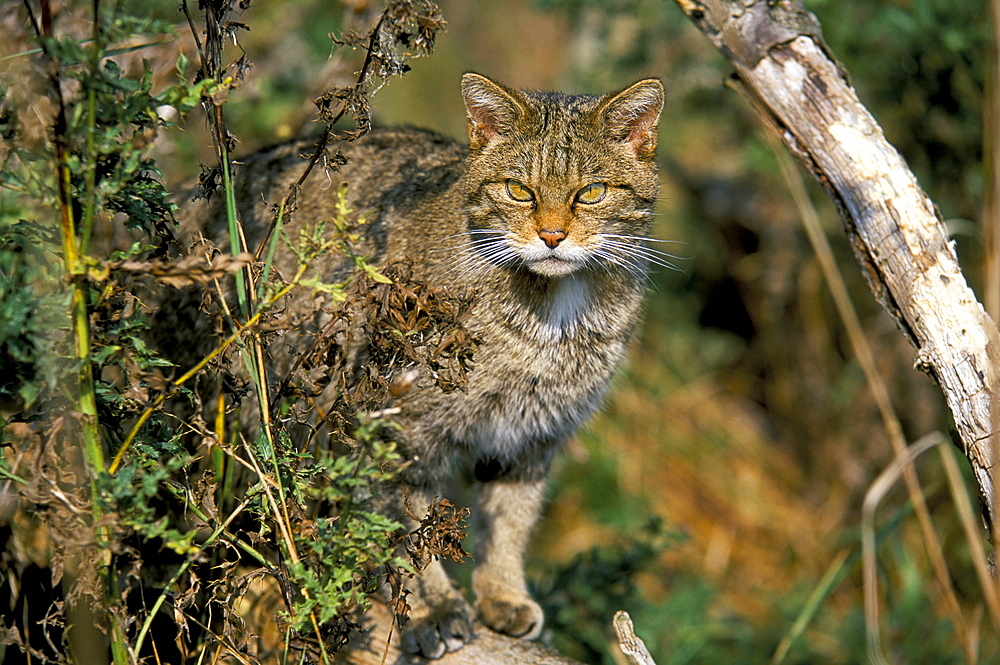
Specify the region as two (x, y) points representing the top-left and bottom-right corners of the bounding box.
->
(671, 0), (1000, 523)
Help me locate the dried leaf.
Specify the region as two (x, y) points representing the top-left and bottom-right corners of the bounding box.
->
(108, 252), (254, 287)
(403, 497), (469, 571)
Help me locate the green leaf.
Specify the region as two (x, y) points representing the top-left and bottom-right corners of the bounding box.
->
(360, 260), (392, 284)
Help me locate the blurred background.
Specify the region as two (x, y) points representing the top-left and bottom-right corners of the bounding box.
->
(144, 0), (993, 662)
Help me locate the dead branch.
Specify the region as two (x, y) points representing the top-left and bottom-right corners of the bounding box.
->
(614, 611), (659, 665)
(671, 0), (1000, 523)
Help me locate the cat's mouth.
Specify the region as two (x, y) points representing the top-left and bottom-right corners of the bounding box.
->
(513, 237), (591, 277)
(525, 255), (583, 277)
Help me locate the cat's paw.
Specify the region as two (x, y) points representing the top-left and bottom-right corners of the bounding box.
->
(400, 599), (476, 659)
(476, 593), (544, 639)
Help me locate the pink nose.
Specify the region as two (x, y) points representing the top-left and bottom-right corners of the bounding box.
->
(538, 229), (566, 248)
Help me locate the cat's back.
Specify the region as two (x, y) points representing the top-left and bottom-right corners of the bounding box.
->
(182, 127), (468, 261)
(298, 126), (467, 224)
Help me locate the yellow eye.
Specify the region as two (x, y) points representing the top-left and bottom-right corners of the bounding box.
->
(505, 179), (535, 202)
(575, 182), (607, 204)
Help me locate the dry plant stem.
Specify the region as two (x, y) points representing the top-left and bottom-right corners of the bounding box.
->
(199, 62), (356, 665)
(31, 0), (104, 477)
(79, 0), (103, 255)
(988, 0), (1000, 606)
(186, 6), (304, 622)
(987, 0), (1000, 322)
(184, 616), (256, 665)
(108, 272), (302, 474)
(861, 433), (947, 665)
(237, 434), (333, 665)
(770, 140), (973, 656)
(30, 1), (126, 662)
(671, 0), (1000, 523)
(185, 0), (252, 317)
(938, 444), (1000, 631)
(131, 491), (264, 658)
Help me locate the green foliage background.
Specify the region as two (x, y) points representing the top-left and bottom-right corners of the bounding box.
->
(1, 0), (996, 663)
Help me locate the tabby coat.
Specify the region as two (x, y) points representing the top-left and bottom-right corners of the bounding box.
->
(178, 73), (663, 658)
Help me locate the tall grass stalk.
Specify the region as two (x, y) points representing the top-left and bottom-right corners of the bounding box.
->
(182, 6), (344, 657)
(769, 548), (851, 665)
(861, 433), (948, 665)
(29, 1), (129, 661)
(986, 0), (1000, 619)
(768, 132), (976, 662)
(938, 443), (1000, 630)
(37, 0), (104, 475)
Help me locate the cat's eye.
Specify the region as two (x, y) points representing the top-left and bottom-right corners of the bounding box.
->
(575, 182), (607, 204)
(505, 179), (535, 202)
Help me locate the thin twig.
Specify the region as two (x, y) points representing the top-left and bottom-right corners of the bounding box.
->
(252, 9), (391, 260)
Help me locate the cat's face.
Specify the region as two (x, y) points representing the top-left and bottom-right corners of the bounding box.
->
(460, 74), (663, 279)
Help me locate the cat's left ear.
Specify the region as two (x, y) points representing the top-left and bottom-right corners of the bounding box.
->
(599, 78), (664, 160)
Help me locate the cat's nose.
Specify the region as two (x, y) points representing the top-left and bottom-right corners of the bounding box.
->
(538, 229), (567, 248)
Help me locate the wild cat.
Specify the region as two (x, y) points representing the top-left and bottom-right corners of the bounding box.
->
(174, 73), (664, 658)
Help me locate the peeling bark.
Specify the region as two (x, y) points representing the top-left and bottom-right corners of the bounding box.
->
(672, 0), (1000, 521)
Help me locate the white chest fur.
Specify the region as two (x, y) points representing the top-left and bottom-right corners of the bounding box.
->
(545, 274), (591, 331)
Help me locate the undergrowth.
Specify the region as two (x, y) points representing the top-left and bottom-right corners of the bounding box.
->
(0, 1), (461, 663)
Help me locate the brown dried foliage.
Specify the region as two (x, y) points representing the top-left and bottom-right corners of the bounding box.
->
(0, 1), (466, 663)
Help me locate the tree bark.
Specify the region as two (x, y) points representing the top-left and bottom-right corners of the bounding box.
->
(613, 611), (659, 665)
(670, 0), (1000, 523)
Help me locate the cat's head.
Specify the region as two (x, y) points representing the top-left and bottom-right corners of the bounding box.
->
(459, 73), (663, 279)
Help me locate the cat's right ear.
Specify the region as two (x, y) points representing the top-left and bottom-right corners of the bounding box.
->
(461, 73), (528, 150)
(599, 78), (664, 160)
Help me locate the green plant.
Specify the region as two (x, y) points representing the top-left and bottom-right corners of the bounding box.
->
(1, 1), (449, 662)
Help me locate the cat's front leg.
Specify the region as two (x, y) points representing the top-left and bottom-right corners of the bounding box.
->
(400, 558), (475, 658)
(472, 475), (546, 639)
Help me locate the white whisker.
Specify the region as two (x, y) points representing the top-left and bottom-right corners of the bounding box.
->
(436, 232), (523, 283)
(589, 247), (653, 285)
(597, 237), (689, 272)
(602, 241), (687, 263)
(599, 233), (691, 250)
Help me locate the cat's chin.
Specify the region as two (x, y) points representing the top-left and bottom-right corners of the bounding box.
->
(525, 256), (583, 277)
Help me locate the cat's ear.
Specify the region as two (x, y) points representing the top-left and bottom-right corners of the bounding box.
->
(461, 73), (529, 150)
(599, 78), (664, 160)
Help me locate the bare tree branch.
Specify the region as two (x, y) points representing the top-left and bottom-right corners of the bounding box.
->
(670, 0), (1000, 524)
